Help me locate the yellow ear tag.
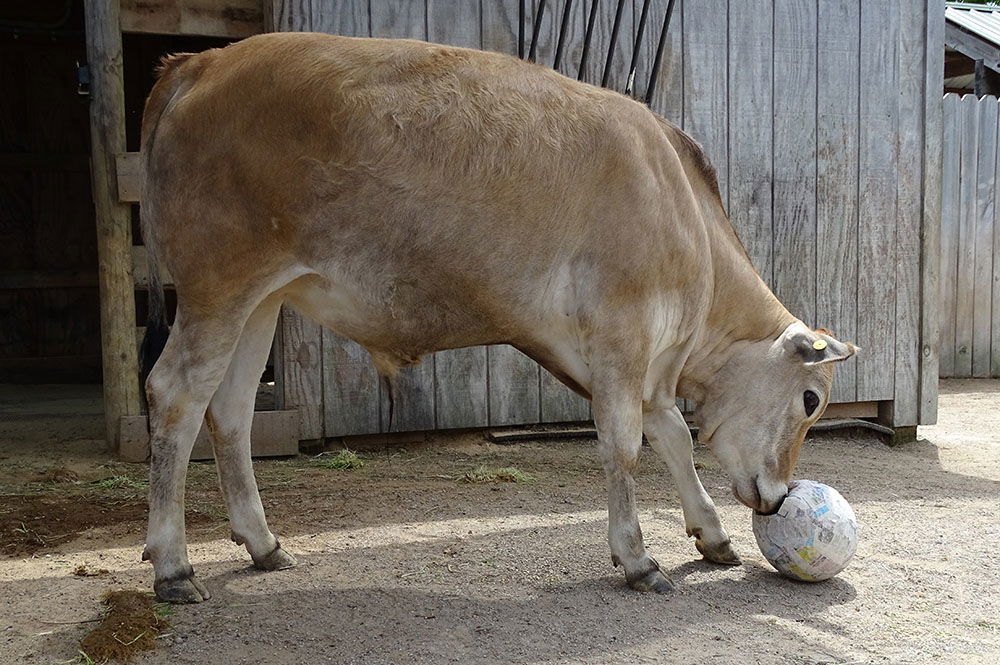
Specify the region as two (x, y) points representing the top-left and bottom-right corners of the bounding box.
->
(812, 339), (828, 351)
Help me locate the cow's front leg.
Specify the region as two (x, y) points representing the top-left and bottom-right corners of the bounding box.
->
(593, 376), (674, 593)
(643, 404), (741, 565)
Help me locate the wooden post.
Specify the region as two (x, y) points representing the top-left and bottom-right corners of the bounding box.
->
(83, 0), (141, 452)
(919, 0), (943, 424)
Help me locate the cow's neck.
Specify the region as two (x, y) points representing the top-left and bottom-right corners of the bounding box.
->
(678, 200), (797, 403)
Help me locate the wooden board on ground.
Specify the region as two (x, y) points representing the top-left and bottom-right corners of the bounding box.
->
(119, 410), (299, 462)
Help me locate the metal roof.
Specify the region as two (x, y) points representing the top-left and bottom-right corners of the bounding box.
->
(946, 3), (1000, 47)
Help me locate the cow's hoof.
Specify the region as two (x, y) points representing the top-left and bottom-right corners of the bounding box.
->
(252, 543), (296, 571)
(696, 538), (742, 566)
(155, 574), (210, 604)
(626, 560), (675, 594)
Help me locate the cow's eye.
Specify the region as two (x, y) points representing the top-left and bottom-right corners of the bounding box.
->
(803, 390), (820, 417)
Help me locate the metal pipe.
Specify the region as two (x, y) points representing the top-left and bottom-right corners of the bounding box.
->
(528, 0), (548, 62)
(578, 0), (600, 80)
(625, 0), (653, 96)
(645, 0), (678, 105)
(553, 0), (575, 71)
(601, 0), (628, 88)
(519, 0), (526, 59)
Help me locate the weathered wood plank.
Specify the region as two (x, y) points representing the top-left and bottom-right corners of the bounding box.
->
(642, 0), (682, 123)
(525, 0), (558, 66)
(385, 361), (436, 432)
(119, 410), (299, 463)
(309, 0), (370, 36)
(115, 151), (140, 203)
(955, 93), (979, 378)
(275, 305), (324, 439)
(993, 97), (1000, 377)
(481, 0), (522, 55)
(550, 0), (589, 79)
(120, 0), (263, 38)
(727, 0), (772, 283)
(919, 0), (943, 421)
(817, 0), (860, 403)
(488, 345), (541, 426)
(268, 0), (370, 35)
(682, 0), (728, 205)
(84, 0), (142, 453)
(890, 0), (929, 425)
(973, 96), (998, 377)
(435, 346), (489, 429)
(940, 93), (961, 378)
(772, 0), (817, 325)
(321, 330), (380, 437)
(428, 0), (479, 47)
(856, 0), (899, 401)
(370, 0), (427, 39)
(540, 367), (590, 423)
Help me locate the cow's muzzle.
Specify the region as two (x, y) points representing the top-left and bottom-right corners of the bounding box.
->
(733, 476), (788, 515)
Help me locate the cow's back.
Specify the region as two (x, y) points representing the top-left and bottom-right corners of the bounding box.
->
(143, 32), (710, 355)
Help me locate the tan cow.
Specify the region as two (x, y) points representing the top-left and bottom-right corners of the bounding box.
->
(139, 33), (857, 603)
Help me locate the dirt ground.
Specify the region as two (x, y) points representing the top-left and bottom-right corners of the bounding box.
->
(1, 380), (999, 664)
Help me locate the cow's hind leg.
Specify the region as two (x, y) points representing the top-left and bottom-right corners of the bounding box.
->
(144, 304), (251, 603)
(643, 403), (740, 565)
(206, 295), (295, 571)
(592, 369), (674, 594)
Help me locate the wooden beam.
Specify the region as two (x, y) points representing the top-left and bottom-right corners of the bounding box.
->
(920, 0), (944, 424)
(120, 0), (263, 38)
(84, 0), (142, 452)
(945, 22), (1000, 73)
(116, 152), (141, 202)
(119, 410), (299, 462)
(975, 58), (1000, 96)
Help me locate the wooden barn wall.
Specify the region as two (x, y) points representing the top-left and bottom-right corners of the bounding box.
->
(940, 93), (1000, 379)
(262, 0), (940, 435)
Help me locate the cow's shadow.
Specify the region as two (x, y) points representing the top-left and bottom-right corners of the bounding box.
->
(135, 521), (861, 665)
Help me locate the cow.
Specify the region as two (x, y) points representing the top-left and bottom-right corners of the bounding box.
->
(138, 32), (857, 603)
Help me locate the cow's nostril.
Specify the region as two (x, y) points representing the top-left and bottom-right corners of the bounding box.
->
(754, 492), (787, 516)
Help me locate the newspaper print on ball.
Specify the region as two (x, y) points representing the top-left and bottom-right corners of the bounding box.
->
(752, 479), (859, 582)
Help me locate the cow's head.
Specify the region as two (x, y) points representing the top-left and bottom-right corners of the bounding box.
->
(694, 322), (857, 514)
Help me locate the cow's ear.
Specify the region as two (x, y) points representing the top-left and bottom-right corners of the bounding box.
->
(780, 324), (858, 365)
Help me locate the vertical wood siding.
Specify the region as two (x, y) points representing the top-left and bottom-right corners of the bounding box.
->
(941, 93), (1000, 379)
(264, 0), (937, 433)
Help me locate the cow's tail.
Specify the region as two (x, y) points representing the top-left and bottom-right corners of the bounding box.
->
(138, 52), (197, 392)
